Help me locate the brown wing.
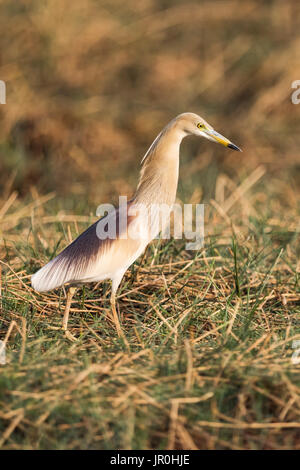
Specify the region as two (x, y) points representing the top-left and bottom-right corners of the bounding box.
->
(31, 203), (141, 292)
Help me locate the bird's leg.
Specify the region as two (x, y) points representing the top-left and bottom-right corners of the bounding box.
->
(110, 292), (129, 348)
(110, 291), (123, 338)
(63, 286), (77, 340)
(109, 275), (129, 347)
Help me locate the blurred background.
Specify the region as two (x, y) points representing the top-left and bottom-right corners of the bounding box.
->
(0, 0), (299, 211)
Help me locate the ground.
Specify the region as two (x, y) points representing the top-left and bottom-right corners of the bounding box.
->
(0, 168), (299, 449)
(0, 0), (299, 450)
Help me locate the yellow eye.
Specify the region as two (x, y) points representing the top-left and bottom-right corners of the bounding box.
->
(197, 123), (205, 129)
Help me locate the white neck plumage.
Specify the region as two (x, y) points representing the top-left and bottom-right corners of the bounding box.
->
(134, 124), (185, 206)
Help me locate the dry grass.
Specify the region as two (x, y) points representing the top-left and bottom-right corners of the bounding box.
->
(0, 168), (299, 449)
(0, 0), (299, 450)
(1, 0), (300, 201)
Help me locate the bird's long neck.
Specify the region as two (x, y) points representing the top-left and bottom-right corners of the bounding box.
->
(133, 124), (185, 207)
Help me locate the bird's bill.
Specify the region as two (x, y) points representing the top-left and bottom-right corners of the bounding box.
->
(204, 129), (242, 151)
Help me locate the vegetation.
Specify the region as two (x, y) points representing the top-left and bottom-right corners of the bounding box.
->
(0, 0), (299, 449)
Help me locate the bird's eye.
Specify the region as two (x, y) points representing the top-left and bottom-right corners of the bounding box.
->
(197, 123), (205, 129)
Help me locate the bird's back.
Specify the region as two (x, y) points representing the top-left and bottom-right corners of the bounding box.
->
(31, 204), (144, 292)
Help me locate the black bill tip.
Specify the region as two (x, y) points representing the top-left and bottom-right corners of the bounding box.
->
(228, 143), (242, 152)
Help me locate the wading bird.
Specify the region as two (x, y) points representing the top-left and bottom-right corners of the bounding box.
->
(31, 113), (241, 340)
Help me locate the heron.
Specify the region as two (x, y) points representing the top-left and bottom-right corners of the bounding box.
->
(31, 112), (241, 340)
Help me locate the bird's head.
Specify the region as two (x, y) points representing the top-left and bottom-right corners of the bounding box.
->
(175, 112), (242, 151)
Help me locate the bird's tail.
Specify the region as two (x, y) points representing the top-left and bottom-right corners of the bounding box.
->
(31, 220), (104, 293)
(31, 256), (73, 292)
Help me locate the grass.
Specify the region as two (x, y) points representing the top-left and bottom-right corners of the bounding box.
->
(0, 169), (299, 450)
(0, 0), (299, 451)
